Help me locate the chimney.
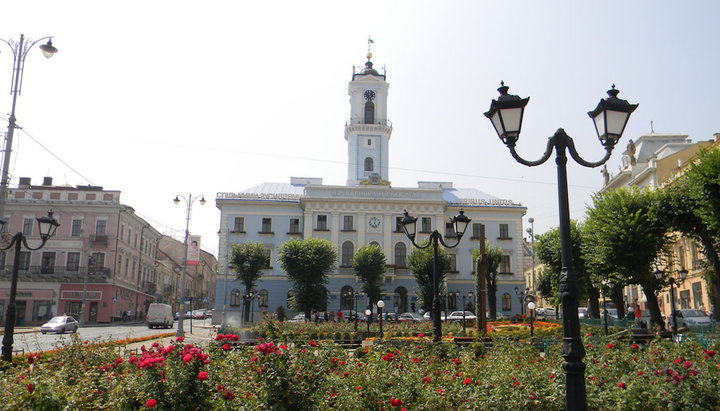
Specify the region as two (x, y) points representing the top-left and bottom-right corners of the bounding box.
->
(18, 177), (31, 188)
(43, 177), (53, 186)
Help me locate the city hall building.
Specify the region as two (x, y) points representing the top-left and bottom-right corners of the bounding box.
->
(214, 54), (527, 320)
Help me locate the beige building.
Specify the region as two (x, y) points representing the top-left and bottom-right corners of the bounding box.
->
(157, 236), (217, 313)
(599, 132), (717, 318)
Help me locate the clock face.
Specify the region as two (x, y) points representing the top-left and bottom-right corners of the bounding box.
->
(368, 216), (381, 228)
(364, 90), (376, 101)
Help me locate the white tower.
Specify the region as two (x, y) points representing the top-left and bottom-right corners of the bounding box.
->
(345, 48), (392, 186)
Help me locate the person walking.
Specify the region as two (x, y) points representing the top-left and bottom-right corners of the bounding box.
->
(634, 304), (643, 327)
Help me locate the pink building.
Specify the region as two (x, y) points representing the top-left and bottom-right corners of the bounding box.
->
(0, 177), (161, 324)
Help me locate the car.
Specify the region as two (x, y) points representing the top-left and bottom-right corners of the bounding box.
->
(397, 312), (425, 322)
(447, 311), (477, 322)
(422, 311), (448, 321)
(600, 308), (619, 320)
(578, 307), (589, 319)
(146, 303), (174, 329)
(535, 307), (557, 320)
(192, 309), (209, 319)
(288, 313), (305, 323)
(669, 309), (711, 329)
(485, 311), (505, 320)
(341, 310), (366, 322)
(40, 316), (79, 334)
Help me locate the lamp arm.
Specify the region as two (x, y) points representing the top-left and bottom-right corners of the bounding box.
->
(506, 137), (555, 167)
(22, 236), (50, 251)
(0, 234), (21, 251)
(22, 36), (55, 59)
(437, 234), (463, 249)
(407, 236), (432, 250)
(566, 136), (614, 168)
(0, 38), (19, 59)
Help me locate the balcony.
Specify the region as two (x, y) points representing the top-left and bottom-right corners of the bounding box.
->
(141, 281), (156, 295)
(89, 234), (109, 246)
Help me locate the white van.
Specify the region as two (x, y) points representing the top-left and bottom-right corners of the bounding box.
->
(146, 303), (174, 329)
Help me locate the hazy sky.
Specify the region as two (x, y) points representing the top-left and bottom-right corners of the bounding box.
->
(1, 1), (718, 256)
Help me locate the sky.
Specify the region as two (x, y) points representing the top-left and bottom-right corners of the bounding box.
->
(1, 1), (718, 256)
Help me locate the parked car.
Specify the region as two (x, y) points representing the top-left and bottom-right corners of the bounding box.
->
(600, 308), (619, 320)
(341, 310), (366, 322)
(146, 303), (174, 329)
(422, 311), (448, 321)
(486, 311), (505, 320)
(288, 313), (305, 323)
(447, 311), (477, 322)
(41, 316), (79, 334)
(578, 307), (589, 319)
(668, 309), (711, 329)
(397, 312), (425, 322)
(535, 307), (557, 320)
(192, 309), (209, 319)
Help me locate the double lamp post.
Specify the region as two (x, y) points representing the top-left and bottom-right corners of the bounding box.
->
(485, 81), (637, 410)
(173, 194), (205, 337)
(400, 209), (470, 342)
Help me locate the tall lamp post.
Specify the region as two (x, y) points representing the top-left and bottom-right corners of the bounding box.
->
(364, 308), (371, 336)
(485, 82), (637, 410)
(401, 209), (470, 342)
(528, 301), (536, 338)
(654, 267), (687, 337)
(514, 287), (525, 317)
(527, 217), (536, 294)
(173, 194), (206, 337)
(377, 300), (385, 338)
(0, 211), (59, 363)
(0, 35), (58, 221)
(461, 290), (473, 333)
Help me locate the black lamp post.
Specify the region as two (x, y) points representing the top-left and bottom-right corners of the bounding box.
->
(401, 209), (470, 342)
(485, 82), (637, 411)
(0, 210), (59, 364)
(364, 308), (371, 336)
(377, 300), (385, 338)
(462, 290), (473, 333)
(655, 267), (687, 337)
(528, 301), (536, 338)
(352, 291), (361, 332)
(514, 287), (525, 317)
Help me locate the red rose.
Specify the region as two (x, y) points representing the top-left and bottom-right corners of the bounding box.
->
(617, 382), (626, 389)
(198, 371), (208, 380)
(464, 378), (472, 385)
(145, 398), (157, 407)
(390, 398), (403, 407)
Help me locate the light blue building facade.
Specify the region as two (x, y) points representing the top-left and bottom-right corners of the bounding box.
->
(214, 54), (527, 321)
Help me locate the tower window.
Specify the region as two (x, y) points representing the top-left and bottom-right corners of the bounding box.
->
(364, 157), (374, 172)
(364, 101), (375, 124)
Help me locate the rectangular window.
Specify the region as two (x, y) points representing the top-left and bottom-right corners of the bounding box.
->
(472, 223), (484, 239)
(22, 218), (34, 235)
(499, 224), (509, 238)
(94, 253), (105, 270)
(445, 222), (456, 238)
(0, 251), (5, 270)
(449, 254), (457, 272)
(343, 215), (354, 231)
(395, 216), (404, 233)
(117, 255), (122, 275)
(263, 247), (272, 268)
(261, 218), (272, 233)
(96, 220), (107, 236)
(500, 255), (511, 273)
(71, 219), (82, 236)
(18, 251), (31, 270)
(66, 252), (80, 271)
(233, 217), (245, 232)
(421, 217), (432, 233)
(691, 282), (703, 309)
(289, 218), (300, 233)
(41, 252), (56, 274)
(316, 215), (328, 230)
(679, 290), (691, 309)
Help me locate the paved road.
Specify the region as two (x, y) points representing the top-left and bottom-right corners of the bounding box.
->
(9, 318), (217, 354)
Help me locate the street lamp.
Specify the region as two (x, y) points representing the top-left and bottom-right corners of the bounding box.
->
(462, 290), (473, 333)
(364, 308), (372, 336)
(377, 299), (385, 338)
(528, 301), (536, 338)
(401, 209), (470, 342)
(485, 82), (637, 411)
(0, 210), (59, 364)
(353, 291), (362, 332)
(654, 267), (688, 337)
(0, 35), (58, 222)
(514, 287), (525, 317)
(527, 218), (536, 294)
(173, 194), (206, 337)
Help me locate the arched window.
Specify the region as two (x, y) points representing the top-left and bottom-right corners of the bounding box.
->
(230, 289), (241, 307)
(364, 157), (374, 172)
(394, 243), (407, 268)
(364, 101), (375, 124)
(393, 287), (408, 313)
(258, 289), (269, 308)
(501, 293), (512, 311)
(341, 241), (354, 267)
(369, 241), (380, 248)
(340, 285), (354, 310)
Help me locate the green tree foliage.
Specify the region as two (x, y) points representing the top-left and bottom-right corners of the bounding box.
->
(583, 187), (670, 328)
(534, 221), (599, 318)
(352, 244), (386, 307)
(472, 241), (503, 319)
(658, 147), (720, 320)
(277, 238), (337, 320)
(407, 241), (450, 312)
(229, 242), (270, 322)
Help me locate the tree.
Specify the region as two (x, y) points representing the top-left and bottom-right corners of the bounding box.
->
(407, 241), (450, 313)
(583, 187), (670, 329)
(277, 238), (337, 320)
(229, 242), (269, 322)
(352, 244), (386, 308)
(658, 149), (720, 321)
(472, 241), (503, 319)
(535, 221), (599, 318)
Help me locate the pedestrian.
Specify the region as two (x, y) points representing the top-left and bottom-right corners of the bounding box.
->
(634, 304), (642, 327)
(337, 310), (343, 322)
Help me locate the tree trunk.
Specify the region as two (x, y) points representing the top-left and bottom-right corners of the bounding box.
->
(642, 286), (665, 330)
(587, 285), (600, 319)
(487, 283), (497, 319)
(611, 283), (626, 319)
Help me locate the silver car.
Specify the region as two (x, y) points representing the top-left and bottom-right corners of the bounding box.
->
(40, 316), (79, 334)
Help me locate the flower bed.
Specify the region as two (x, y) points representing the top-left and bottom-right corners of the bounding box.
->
(1, 332), (718, 409)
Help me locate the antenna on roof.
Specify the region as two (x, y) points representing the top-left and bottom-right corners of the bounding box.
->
(650, 120), (654, 133)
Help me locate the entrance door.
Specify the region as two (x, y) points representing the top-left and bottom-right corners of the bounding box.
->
(89, 302), (98, 322)
(15, 301), (27, 325)
(67, 302), (82, 320)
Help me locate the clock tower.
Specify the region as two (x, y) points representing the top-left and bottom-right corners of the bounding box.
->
(345, 48), (392, 186)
